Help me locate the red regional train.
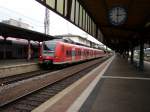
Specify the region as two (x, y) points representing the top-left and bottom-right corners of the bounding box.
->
(39, 38), (106, 66)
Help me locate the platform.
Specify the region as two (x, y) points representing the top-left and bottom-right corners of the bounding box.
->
(32, 55), (150, 112)
(0, 59), (39, 78)
(0, 59), (38, 67)
(79, 55), (150, 112)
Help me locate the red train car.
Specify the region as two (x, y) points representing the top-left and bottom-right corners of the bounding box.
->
(39, 39), (106, 66)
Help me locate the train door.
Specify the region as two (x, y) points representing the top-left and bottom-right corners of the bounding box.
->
(72, 47), (75, 62)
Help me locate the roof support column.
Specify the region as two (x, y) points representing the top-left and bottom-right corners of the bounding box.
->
(130, 47), (134, 64)
(138, 40), (144, 71)
(27, 40), (31, 61)
(2, 36), (7, 59)
(38, 41), (41, 58)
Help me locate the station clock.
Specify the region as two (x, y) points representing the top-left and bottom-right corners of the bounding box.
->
(108, 6), (127, 26)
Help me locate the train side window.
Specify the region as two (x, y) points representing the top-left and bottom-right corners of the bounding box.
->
(66, 50), (69, 57)
(61, 45), (64, 51)
(67, 50), (71, 57)
(69, 50), (72, 56)
(79, 50), (81, 56)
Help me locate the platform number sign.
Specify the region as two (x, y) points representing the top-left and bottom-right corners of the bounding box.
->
(108, 6), (127, 26)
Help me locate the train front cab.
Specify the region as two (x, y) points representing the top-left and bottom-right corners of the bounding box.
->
(39, 40), (56, 66)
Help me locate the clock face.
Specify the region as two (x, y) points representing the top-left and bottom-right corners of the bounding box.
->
(108, 6), (127, 26)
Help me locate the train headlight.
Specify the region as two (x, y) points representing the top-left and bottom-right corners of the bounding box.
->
(55, 56), (59, 59)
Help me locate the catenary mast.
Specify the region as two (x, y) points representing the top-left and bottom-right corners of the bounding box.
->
(44, 8), (50, 34)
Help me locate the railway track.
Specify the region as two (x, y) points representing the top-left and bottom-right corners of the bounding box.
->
(0, 57), (109, 112)
(0, 70), (53, 86)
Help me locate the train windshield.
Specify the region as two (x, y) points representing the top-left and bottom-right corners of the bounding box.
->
(43, 41), (56, 56)
(43, 41), (56, 51)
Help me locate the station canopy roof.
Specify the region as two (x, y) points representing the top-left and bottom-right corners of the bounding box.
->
(79, 0), (150, 51)
(0, 23), (55, 42)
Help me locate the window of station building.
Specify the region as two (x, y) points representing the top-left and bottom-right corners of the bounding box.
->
(90, 18), (92, 34)
(93, 23), (96, 37)
(91, 20), (93, 35)
(88, 15), (90, 33)
(85, 13), (88, 31)
(89, 17), (91, 34)
(89, 18), (91, 34)
(91, 20), (94, 35)
(56, 0), (64, 15)
(79, 5), (83, 28)
(71, 0), (75, 22)
(46, 0), (55, 9)
(82, 9), (85, 30)
(75, 0), (79, 25)
(86, 13), (89, 31)
(64, 0), (68, 16)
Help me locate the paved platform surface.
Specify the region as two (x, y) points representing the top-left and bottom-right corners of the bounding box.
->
(0, 59), (38, 67)
(79, 55), (150, 112)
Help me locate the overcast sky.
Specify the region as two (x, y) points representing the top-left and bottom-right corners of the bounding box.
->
(0, 0), (102, 44)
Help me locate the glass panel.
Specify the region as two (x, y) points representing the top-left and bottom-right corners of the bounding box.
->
(91, 20), (93, 35)
(86, 13), (88, 31)
(79, 5), (82, 27)
(57, 0), (64, 14)
(43, 41), (56, 51)
(92, 22), (95, 36)
(71, 0), (75, 22)
(87, 15), (89, 32)
(93, 21), (95, 36)
(64, 0), (68, 16)
(89, 18), (91, 34)
(75, 0), (79, 25)
(89, 17), (91, 33)
(46, 0), (55, 9)
(82, 9), (85, 30)
(90, 18), (92, 34)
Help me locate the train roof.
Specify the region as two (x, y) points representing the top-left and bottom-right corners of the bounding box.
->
(44, 38), (103, 51)
(44, 38), (90, 47)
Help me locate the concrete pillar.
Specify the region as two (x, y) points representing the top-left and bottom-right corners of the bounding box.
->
(139, 40), (144, 71)
(3, 36), (7, 59)
(130, 48), (134, 64)
(38, 41), (41, 57)
(27, 40), (31, 61)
